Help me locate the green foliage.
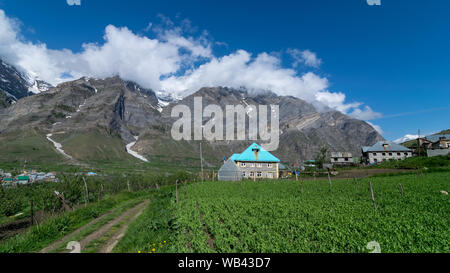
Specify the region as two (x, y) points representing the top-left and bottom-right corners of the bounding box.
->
(50, 110), (66, 119)
(55, 104), (75, 113)
(314, 146), (328, 169)
(113, 187), (177, 253)
(168, 172), (449, 253)
(0, 170), (195, 220)
(0, 191), (148, 253)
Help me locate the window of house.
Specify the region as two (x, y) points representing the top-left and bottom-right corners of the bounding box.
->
(257, 163), (262, 168)
(373, 153), (377, 156)
(345, 158), (349, 161)
(240, 162), (246, 167)
(257, 171), (262, 177)
(242, 171), (246, 177)
(397, 153), (401, 156)
(404, 153), (408, 156)
(382, 153), (386, 156)
(267, 163), (273, 168)
(389, 153), (392, 156)
(249, 171), (254, 177)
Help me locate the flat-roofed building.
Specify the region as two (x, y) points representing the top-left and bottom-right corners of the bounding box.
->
(330, 152), (354, 165)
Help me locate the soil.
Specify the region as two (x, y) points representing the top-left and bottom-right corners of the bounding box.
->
(39, 209), (115, 253)
(66, 200), (149, 252)
(0, 210), (47, 242)
(98, 200), (149, 253)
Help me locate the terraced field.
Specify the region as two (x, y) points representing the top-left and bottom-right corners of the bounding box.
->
(117, 172), (450, 253)
(1, 171), (448, 253)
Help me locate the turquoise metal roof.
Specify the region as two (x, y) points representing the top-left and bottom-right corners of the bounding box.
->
(362, 141), (411, 153)
(229, 154), (240, 161)
(233, 143), (280, 162)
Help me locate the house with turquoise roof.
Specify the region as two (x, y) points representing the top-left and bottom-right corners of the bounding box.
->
(219, 143), (281, 180)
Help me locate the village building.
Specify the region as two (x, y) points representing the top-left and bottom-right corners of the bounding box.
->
(330, 152), (354, 166)
(362, 141), (412, 164)
(421, 134), (450, 157)
(218, 143), (281, 180)
(217, 158), (242, 181)
(17, 175), (30, 185)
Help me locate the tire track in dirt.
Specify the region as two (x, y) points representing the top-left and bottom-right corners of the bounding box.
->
(98, 200), (149, 253)
(39, 209), (115, 253)
(73, 200), (149, 253)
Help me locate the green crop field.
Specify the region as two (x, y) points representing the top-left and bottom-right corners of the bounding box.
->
(118, 171), (450, 253)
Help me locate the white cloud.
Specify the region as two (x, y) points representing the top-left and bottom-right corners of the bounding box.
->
(66, 0), (81, 6)
(161, 50), (328, 100)
(367, 121), (384, 135)
(348, 105), (382, 120)
(0, 9), (380, 121)
(287, 48), (322, 68)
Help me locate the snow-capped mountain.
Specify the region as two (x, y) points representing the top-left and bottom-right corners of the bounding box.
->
(0, 59), (53, 107)
(393, 134), (419, 144)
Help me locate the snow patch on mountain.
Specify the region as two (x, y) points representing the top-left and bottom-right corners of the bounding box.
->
(126, 136), (149, 162)
(393, 134), (419, 144)
(46, 133), (73, 159)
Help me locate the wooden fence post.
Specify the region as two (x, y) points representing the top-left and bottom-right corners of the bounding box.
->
(369, 181), (377, 211)
(99, 184), (104, 201)
(176, 180), (179, 203)
(327, 169), (332, 191)
(82, 177), (89, 206)
(399, 183), (404, 198)
(30, 200), (34, 226)
(127, 180), (131, 192)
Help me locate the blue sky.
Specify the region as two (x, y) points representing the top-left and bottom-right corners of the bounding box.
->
(0, 0), (449, 141)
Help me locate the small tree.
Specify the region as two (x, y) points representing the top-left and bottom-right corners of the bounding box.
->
(315, 146), (328, 169)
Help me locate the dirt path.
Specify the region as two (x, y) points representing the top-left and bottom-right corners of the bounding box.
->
(39, 209), (115, 253)
(98, 201), (149, 253)
(74, 200), (149, 253)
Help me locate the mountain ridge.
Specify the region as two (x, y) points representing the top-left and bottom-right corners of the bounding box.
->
(0, 71), (383, 165)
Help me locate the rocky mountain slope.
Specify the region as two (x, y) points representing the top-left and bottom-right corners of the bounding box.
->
(0, 76), (383, 166)
(0, 59), (52, 108)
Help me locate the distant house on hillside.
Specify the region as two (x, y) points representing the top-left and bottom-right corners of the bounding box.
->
(362, 141), (412, 164)
(330, 152), (354, 166)
(218, 143), (281, 180)
(422, 134), (450, 157)
(17, 175), (30, 185)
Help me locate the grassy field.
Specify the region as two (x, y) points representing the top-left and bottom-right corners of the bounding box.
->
(117, 171), (450, 253)
(0, 129), (65, 165)
(0, 191), (150, 253)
